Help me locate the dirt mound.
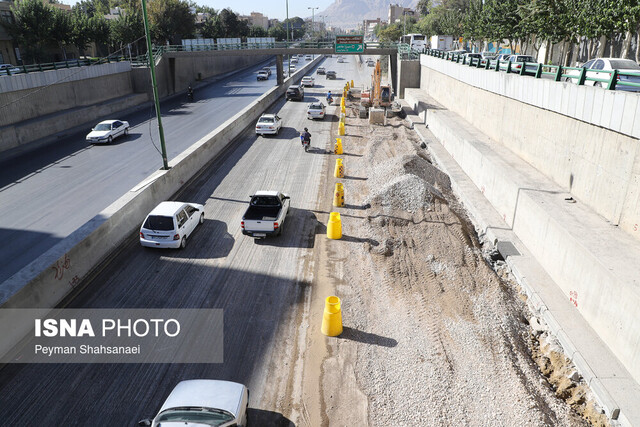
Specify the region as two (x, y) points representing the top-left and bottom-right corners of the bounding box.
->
(401, 155), (451, 194)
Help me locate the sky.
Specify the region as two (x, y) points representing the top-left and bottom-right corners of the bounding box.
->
(60, 0), (336, 21)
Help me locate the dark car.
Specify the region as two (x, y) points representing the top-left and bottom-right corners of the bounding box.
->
(326, 71), (337, 79)
(286, 85), (304, 101)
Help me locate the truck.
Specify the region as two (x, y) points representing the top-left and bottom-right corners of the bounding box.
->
(241, 191), (290, 238)
(430, 35), (454, 51)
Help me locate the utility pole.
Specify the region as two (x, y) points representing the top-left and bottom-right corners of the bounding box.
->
(141, 0), (169, 170)
(286, 0), (290, 76)
(308, 6), (318, 59)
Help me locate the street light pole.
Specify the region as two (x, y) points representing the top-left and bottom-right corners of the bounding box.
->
(308, 6), (318, 59)
(286, 0), (290, 76)
(141, 0), (168, 170)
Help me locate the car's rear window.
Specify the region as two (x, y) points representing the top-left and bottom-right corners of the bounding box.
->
(309, 104), (323, 110)
(609, 59), (640, 70)
(143, 215), (174, 231)
(258, 117), (274, 123)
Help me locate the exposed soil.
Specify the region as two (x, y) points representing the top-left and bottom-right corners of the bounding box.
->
(302, 101), (610, 426)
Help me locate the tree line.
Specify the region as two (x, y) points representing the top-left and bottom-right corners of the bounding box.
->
(375, 0), (640, 64)
(2, 0), (309, 64)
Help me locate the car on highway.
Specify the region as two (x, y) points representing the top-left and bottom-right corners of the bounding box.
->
(317, 67), (326, 75)
(326, 70), (337, 79)
(255, 113), (282, 136)
(85, 119), (130, 144)
(565, 58), (640, 91)
(286, 85), (304, 101)
(138, 380), (249, 427)
(139, 201), (204, 249)
(261, 67), (272, 76)
(306, 102), (326, 120)
(367, 59), (375, 67)
(257, 70), (269, 80)
(305, 55), (312, 60)
(495, 53), (511, 61)
(338, 57), (345, 63)
(301, 76), (315, 87)
(241, 191), (290, 238)
(290, 64), (297, 72)
(291, 57), (298, 64)
(0, 63), (20, 75)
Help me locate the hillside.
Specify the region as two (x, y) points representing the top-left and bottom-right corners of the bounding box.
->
(321, 0), (418, 30)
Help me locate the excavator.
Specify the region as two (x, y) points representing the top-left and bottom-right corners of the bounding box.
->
(357, 59), (402, 120)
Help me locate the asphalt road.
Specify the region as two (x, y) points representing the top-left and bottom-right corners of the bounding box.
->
(0, 55), (371, 425)
(0, 57), (297, 284)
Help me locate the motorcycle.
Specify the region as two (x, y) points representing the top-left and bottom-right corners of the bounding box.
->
(187, 88), (194, 102)
(326, 95), (333, 105)
(300, 131), (311, 152)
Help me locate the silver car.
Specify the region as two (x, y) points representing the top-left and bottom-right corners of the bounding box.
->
(139, 380), (249, 427)
(86, 119), (130, 144)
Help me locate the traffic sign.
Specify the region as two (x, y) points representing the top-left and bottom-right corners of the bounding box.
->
(335, 35), (364, 53)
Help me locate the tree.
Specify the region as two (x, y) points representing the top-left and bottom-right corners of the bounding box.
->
(417, 0), (432, 16)
(248, 25), (267, 37)
(110, 10), (145, 56)
(51, 7), (73, 60)
(147, 0), (195, 44)
(7, 0), (55, 63)
(267, 23), (286, 40)
(378, 23), (403, 43)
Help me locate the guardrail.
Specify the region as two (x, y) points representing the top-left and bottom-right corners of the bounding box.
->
(425, 49), (640, 92)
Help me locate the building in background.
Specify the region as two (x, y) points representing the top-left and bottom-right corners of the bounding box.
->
(363, 18), (382, 40)
(388, 3), (414, 24)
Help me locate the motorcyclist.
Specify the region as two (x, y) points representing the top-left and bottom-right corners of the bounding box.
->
(300, 127), (311, 151)
(326, 90), (333, 104)
(187, 84), (194, 101)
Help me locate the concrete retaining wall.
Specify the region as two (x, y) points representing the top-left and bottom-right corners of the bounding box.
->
(418, 55), (640, 242)
(0, 56), (323, 361)
(396, 59), (420, 99)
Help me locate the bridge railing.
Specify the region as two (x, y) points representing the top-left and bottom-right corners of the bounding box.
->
(425, 49), (640, 92)
(0, 41), (404, 76)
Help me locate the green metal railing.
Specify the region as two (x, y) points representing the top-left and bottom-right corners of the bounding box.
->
(425, 49), (640, 92)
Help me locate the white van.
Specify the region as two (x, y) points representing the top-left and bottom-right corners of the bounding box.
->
(139, 201), (204, 249)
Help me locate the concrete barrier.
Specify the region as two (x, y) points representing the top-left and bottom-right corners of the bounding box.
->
(417, 57), (640, 242)
(0, 55), (324, 361)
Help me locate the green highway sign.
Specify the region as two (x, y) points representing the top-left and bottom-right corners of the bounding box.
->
(335, 35), (364, 53)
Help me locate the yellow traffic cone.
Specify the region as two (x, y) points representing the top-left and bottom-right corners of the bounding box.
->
(326, 212), (342, 240)
(334, 138), (343, 154)
(321, 295), (343, 336)
(334, 158), (344, 177)
(333, 183), (344, 207)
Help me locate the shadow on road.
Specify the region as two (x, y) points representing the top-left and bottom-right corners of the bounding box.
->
(338, 326), (398, 347)
(248, 408), (295, 426)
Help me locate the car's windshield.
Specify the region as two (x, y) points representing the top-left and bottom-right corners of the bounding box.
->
(94, 123), (111, 131)
(251, 196), (280, 206)
(156, 408), (234, 426)
(143, 215), (174, 231)
(609, 59), (640, 70)
(258, 117), (274, 123)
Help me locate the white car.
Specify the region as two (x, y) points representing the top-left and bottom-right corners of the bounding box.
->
(255, 113), (282, 136)
(139, 201), (204, 249)
(86, 119), (129, 144)
(306, 102), (326, 120)
(257, 70), (269, 81)
(291, 57), (298, 64)
(565, 57), (640, 91)
(0, 63), (20, 75)
(301, 76), (315, 87)
(305, 55), (312, 60)
(138, 380), (249, 427)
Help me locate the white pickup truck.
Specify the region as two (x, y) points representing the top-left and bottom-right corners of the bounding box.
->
(241, 191), (290, 238)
